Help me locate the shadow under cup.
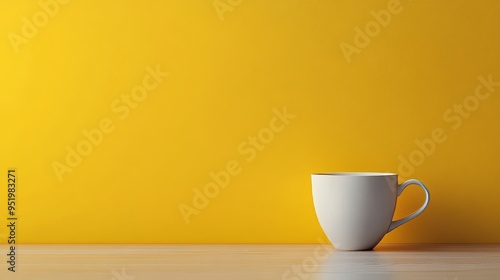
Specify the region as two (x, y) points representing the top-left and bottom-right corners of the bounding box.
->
(311, 172), (429, 251)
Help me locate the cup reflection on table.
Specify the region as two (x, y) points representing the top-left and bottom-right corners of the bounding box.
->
(315, 250), (394, 280)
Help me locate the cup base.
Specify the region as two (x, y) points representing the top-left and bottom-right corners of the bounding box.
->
(334, 246), (375, 251)
(331, 240), (381, 251)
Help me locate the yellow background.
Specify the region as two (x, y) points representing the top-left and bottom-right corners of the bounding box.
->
(1, 0), (499, 244)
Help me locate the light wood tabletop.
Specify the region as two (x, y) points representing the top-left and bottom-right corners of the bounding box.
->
(1, 244), (499, 279)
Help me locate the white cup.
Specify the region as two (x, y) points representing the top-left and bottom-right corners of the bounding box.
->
(312, 172), (430, 251)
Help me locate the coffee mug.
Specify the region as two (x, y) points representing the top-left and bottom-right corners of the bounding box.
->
(312, 172), (430, 251)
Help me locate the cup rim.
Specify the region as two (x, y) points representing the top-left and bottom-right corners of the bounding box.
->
(312, 172), (397, 176)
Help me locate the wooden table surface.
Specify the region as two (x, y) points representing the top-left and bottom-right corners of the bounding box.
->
(1, 244), (499, 279)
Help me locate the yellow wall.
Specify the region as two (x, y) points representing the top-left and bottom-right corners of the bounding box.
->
(1, 0), (499, 244)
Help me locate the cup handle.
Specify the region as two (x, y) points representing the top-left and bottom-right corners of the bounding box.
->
(387, 179), (430, 233)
